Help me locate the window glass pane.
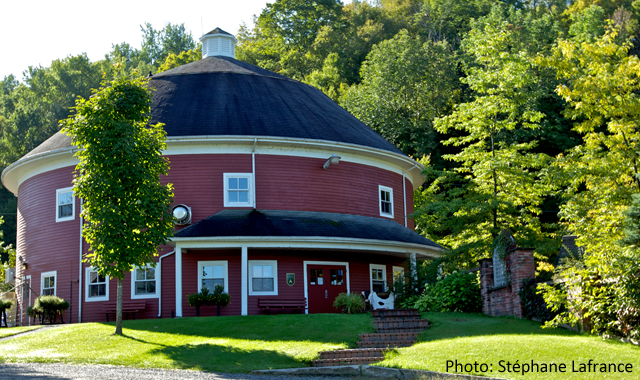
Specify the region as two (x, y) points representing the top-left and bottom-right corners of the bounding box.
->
(238, 191), (248, 203)
(59, 204), (73, 218)
(202, 279), (213, 290)
(44, 277), (50, 288)
(253, 278), (274, 292)
(146, 267), (155, 279)
(202, 266), (212, 278)
(136, 282), (146, 295)
(229, 191), (238, 203)
(253, 266), (262, 277)
(212, 278), (224, 289)
(147, 281), (156, 294)
(90, 271), (98, 283)
(228, 178), (238, 190)
(239, 177), (248, 189)
(50, 277), (54, 287)
(213, 265), (223, 278)
(97, 284), (106, 296)
(262, 265), (272, 277)
(136, 269), (146, 281)
(98, 273), (106, 283)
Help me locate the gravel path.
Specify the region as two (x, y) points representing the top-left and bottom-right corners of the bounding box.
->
(0, 363), (345, 380)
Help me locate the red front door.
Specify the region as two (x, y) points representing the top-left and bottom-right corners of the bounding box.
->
(307, 264), (347, 313)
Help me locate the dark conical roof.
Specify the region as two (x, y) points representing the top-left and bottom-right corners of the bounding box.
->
(22, 56), (404, 158)
(148, 56), (403, 154)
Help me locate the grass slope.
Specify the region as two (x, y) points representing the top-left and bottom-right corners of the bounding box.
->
(0, 326), (41, 338)
(0, 314), (373, 373)
(377, 312), (640, 380)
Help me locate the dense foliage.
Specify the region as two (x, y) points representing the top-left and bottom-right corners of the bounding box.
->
(333, 292), (366, 313)
(414, 271), (481, 312)
(187, 285), (231, 316)
(30, 295), (70, 324)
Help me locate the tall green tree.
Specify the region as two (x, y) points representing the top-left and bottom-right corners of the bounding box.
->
(418, 6), (562, 266)
(340, 30), (458, 160)
(62, 75), (174, 335)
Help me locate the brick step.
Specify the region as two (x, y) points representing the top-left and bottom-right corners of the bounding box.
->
(318, 348), (385, 360)
(376, 327), (427, 334)
(357, 340), (414, 348)
(373, 318), (429, 330)
(359, 332), (418, 343)
(312, 357), (383, 367)
(371, 308), (420, 319)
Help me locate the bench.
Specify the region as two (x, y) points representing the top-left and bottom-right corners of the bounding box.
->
(102, 300), (147, 322)
(258, 298), (306, 314)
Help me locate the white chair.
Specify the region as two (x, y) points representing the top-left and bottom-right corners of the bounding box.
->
(367, 291), (394, 310)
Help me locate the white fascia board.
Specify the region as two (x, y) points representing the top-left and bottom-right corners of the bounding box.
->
(168, 235), (442, 259)
(2, 148), (78, 195)
(199, 33), (238, 43)
(2, 135), (426, 196)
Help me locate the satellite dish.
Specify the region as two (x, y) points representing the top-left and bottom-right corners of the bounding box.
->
(172, 204), (192, 225)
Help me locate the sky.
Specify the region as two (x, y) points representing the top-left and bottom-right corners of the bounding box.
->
(0, 0), (277, 80)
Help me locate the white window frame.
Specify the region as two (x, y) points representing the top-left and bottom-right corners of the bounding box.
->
(41, 271), (57, 296)
(249, 260), (278, 296)
(56, 187), (75, 222)
(198, 261), (229, 293)
(85, 267), (109, 302)
(379, 185), (394, 218)
(223, 173), (253, 207)
(370, 264), (387, 293)
(131, 264), (159, 299)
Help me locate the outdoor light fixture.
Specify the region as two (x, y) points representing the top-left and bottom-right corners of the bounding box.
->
(323, 154), (341, 170)
(22, 262), (28, 270)
(172, 204), (192, 225)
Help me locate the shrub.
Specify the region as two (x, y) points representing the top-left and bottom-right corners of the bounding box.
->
(33, 295), (69, 324)
(518, 278), (559, 322)
(0, 299), (13, 312)
(415, 271), (481, 313)
(333, 292), (365, 314)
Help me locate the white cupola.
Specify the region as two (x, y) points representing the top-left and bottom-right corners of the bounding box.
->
(200, 28), (237, 59)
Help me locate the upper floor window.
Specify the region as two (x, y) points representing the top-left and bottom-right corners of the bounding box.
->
(86, 268), (109, 302)
(379, 185), (393, 218)
(224, 173), (253, 207)
(56, 187), (75, 222)
(131, 264), (158, 299)
(41, 271), (57, 296)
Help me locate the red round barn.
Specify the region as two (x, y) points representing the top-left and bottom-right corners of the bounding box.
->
(2, 28), (442, 324)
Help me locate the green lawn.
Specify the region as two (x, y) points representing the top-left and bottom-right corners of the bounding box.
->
(0, 326), (41, 338)
(0, 314), (373, 373)
(0, 312), (638, 379)
(376, 312), (640, 380)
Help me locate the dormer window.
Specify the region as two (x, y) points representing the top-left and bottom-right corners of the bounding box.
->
(379, 185), (393, 218)
(56, 187), (75, 222)
(224, 173), (253, 207)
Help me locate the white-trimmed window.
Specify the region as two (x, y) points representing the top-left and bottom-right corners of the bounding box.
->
(370, 264), (387, 293)
(379, 185), (393, 218)
(85, 268), (109, 302)
(224, 173), (253, 207)
(41, 271), (57, 296)
(198, 261), (228, 292)
(249, 260), (278, 296)
(131, 264), (158, 299)
(56, 187), (75, 222)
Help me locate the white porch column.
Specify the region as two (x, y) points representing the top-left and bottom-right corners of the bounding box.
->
(241, 246), (248, 316)
(175, 246), (183, 317)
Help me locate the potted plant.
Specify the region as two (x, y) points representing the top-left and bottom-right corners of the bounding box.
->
(33, 296), (69, 324)
(209, 284), (230, 316)
(187, 287), (210, 317)
(0, 299), (14, 327)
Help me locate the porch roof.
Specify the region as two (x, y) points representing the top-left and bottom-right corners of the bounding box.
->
(173, 209), (441, 250)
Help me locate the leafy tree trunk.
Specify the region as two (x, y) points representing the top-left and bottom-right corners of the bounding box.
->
(115, 278), (123, 335)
